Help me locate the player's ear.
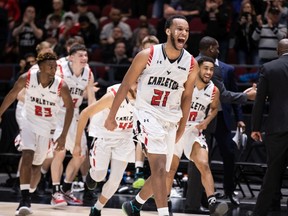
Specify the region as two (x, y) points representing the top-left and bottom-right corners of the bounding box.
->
(166, 28), (171, 36)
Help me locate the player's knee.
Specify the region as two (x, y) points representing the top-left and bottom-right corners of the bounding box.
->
(90, 169), (106, 182)
(196, 159), (210, 172)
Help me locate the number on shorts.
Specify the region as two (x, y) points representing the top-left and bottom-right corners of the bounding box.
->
(151, 89), (170, 107)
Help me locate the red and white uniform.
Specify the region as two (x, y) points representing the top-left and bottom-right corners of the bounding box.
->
(21, 68), (63, 165)
(53, 61), (93, 154)
(89, 84), (134, 139)
(89, 84), (135, 165)
(134, 44), (194, 171)
(174, 81), (217, 159)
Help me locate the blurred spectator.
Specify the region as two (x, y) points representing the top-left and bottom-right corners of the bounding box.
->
(101, 26), (132, 59)
(164, 0), (204, 21)
(264, 0), (288, 26)
(104, 41), (131, 84)
(45, 0), (67, 29)
(59, 12), (80, 44)
(44, 14), (63, 56)
(131, 26), (149, 57)
(12, 5), (44, 60)
(234, 0), (258, 65)
(252, 6), (287, 64)
(133, 15), (157, 37)
(35, 41), (52, 54)
(152, 0), (165, 18)
(74, 0), (99, 28)
(156, 6), (177, 43)
(45, 14), (61, 40)
(77, 15), (99, 50)
(201, 0), (231, 61)
(111, 0), (132, 19)
(57, 35), (84, 59)
(100, 7), (132, 43)
(18, 52), (36, 75)
(0, 3), (8, 61)
(130, 15), (157, 56)
(0, 0), (21, 30)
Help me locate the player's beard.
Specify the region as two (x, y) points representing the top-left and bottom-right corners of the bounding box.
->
(170, 34), (181, 51)
(199, 74), (210, 84)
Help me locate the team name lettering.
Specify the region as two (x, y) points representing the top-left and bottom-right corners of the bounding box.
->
(70, 87), (84, 96)
(148, 76), (179, 90)
(116, 116), (133, 121)
(191, 101), (206, 112)
(30, 97), (55, 106)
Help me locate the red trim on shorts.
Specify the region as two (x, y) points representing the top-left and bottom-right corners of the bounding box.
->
(147, 46), (154, 66)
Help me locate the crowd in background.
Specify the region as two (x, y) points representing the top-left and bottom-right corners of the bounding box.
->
(0, 0), (288, 70)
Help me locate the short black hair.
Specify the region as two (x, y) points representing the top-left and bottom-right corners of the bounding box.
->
(37, 52), (57, 65)
(69, 44), (87, 55)
(197, 56), (215, 66)
(199, 36), (217, 51)
(165, 15), (187, 30)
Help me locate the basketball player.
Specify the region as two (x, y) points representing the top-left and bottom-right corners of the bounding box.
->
(50, 44), (96, 206)
(14, 42), (56, 195)
(0, 52), (74, 216)
(166, 56), (228, 215)
(133, 35), (160, 189)
(105, 15), (198, 216)
(73, 83), (137, 216)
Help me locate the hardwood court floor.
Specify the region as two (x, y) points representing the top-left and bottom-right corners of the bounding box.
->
(0, 202), (195, 216)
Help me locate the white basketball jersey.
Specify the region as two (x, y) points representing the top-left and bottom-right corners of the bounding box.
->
(89, 84), (134, 139)
(57, 61), (92, 111)
(22, 68), (63, 137)
(187, 81), (217, 124)
(135, 44), (194, 123)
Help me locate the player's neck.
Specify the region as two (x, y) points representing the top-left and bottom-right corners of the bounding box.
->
(163, 43), (182, 60)
(38, 72), (54, 87)
(195, 80), (207, 90)
(69, 62), (83, 76)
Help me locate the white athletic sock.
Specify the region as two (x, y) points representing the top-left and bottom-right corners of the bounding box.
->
(157, 207), (169, 216)
(95, 200), (104, 210)
(135, 161), (144, 168)
(41, 167), (48, 175)
(29, 187), (37, 193)
(20, 184), (30, 190)
(136, 193), (146, 204)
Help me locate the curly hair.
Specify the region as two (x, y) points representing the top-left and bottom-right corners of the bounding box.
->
(37, 52), (57, 65)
